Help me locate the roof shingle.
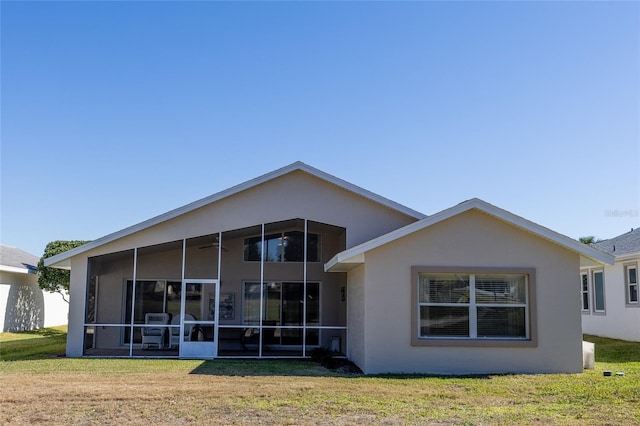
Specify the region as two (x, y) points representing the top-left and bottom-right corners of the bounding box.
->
(592, 227), (640, 256)
(0, 245), (40, 272)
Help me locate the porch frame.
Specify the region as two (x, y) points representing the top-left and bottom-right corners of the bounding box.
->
(81, 219), (347, 358)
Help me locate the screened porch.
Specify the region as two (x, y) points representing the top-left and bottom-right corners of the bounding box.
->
(82, 219), (348, 358)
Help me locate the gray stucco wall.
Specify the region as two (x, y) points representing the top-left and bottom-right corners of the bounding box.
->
(66, 171), (408, 356)
(346, 264), (365, 371)
(356, 209), (583, 375)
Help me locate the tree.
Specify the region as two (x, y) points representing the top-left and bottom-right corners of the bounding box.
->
(38, 240), (90, 303)
(579, 236), (598, 244)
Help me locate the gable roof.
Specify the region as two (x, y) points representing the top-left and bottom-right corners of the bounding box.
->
(44, 161), (426, 269)
(592, 227), (640, 258)
(1, 245), (39, 274)
(325, 198), (615, 272)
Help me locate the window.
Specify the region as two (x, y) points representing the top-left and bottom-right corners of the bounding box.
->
(625, 264), (638, 305)
(592, 270), (605, 313)
(243, 281), (320, 345)
(581, 272), (589, 311)
(416, 270), (529, 341)
(244, 231), (320, 262)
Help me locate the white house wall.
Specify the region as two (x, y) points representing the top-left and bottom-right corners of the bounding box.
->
(582, 258), (640, 342)
(1, 271), (68, 332)
(42, 291), (68, 328)
(358, 209), (583, 375)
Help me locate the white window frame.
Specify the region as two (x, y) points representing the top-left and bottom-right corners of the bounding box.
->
(580, 271), (590, 312)
(411, 267), (536, 347)
(592, 269), (606, 314)
(624, 263), (638, 305)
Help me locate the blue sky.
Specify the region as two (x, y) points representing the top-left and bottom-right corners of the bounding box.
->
(1, 1), (638, 257)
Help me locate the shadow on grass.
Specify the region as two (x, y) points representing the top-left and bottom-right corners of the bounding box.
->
(0, 327), (67, 340)
(189, 359), (343, 377)
(18, 328), (66, 338)
(369, 373), (494, 380)
(189, 359), (498, 380)
(0, 336), (67, 361)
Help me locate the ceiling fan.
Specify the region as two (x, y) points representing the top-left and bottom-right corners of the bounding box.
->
(198, 242), (228, 252)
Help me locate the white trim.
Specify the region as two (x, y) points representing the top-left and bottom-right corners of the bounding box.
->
(469, 275), (477, 339)
(325, 198), (615, 272)
(417, 272), (530, 340)
(216, 231), (222, 356)
(0, 265), (37, 274)
(624, 263), (638, 305)
(180, 279), (219, 359)
(613, 252), (640, 262)
(580, 271), (590, 312)
(180, 239), (186, 355)
(259, 224), (265, 357)
(129, 248), (138, 357)
(44, 162), (426, 269)
(303, 219), (308, 356)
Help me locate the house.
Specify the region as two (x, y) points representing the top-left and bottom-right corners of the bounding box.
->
(581, 228), (640, 342)
(1, 245), (69, 331)
(44, 162), (612, 374)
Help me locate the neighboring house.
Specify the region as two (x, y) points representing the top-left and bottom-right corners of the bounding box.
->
(44, 162), (612, 374)
(581, 228), (640, 342)
(0, 245), (69, 332)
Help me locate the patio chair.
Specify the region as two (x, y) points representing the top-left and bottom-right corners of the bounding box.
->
(170, 313), (195, 348)
(141, 312), (170, 350)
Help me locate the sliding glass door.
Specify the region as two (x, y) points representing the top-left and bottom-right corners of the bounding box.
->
(244, 281), (319, 347)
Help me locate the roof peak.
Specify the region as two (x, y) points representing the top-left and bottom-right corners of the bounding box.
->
(44, 162), (426, 268)
(326, 197), (614, 272)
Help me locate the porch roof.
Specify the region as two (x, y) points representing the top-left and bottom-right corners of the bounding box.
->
(44, 161), (426, 269)
(324, 198), (615, 272)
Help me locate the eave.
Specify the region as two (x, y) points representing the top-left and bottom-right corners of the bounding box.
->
(44, 161), (426, 269)
(326, 198), (615, 272)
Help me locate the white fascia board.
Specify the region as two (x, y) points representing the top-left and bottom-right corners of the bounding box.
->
(325, 253), (365, 272)
(324, 198), (615, 272)
(44, 259), (71, 270)
(614, 252), (640, 262)
(0, 265), (34, 274)
(45, 161), (426, 269)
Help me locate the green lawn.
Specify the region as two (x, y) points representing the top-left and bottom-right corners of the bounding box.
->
(0, 328), (639, 425)
(584, 334), (640, 363)
(0, 325), (67, 360)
